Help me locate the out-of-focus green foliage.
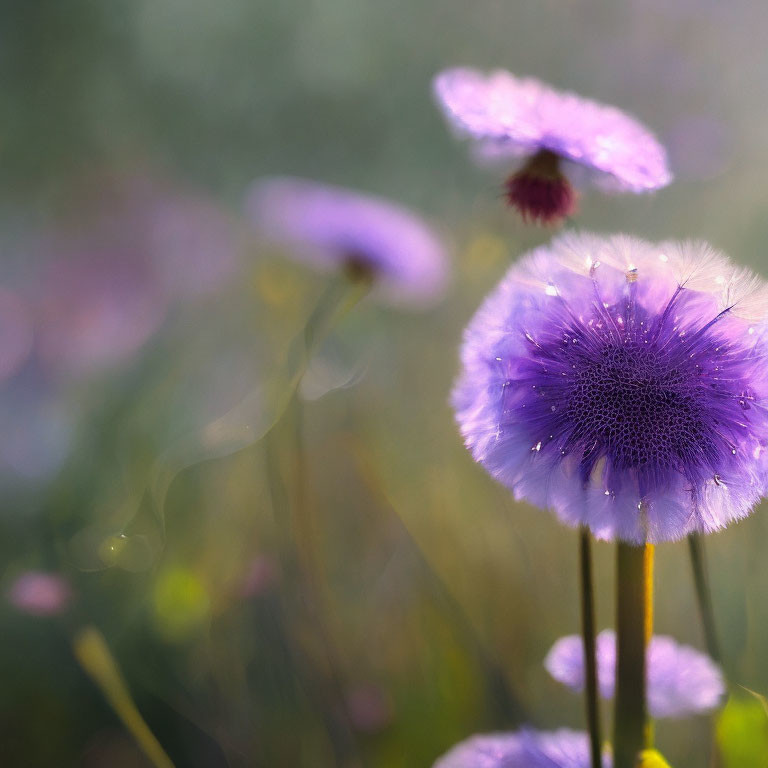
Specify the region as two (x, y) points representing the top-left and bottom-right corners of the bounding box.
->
(717, 695), (768, 768)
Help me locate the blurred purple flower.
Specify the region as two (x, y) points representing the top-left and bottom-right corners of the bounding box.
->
(246, 177), (449, 306)
(433, 68), (671, 224)
(37, 252), (165, 377)
(452, 232), (768, 543)
(8, 571), (72, 616)
(0, 288), (33, 382)
(545, 630), (725, 718)
(32, 172), (241, 379)
(433, 728), (610, 768)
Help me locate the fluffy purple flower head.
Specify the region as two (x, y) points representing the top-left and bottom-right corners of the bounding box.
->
(246, 177), (448, 306)
(544, 630), (725, 718)
(433, 728), (611, 768)
(433, 68), (671, 224)
(453, 232), (768, 543)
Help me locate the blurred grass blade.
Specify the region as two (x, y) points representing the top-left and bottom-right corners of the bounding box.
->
(740, 686), (768, 717)
(73, 626), (175, 768)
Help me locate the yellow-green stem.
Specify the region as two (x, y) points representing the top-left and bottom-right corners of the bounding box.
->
(73, 627), (175, 768)
(613, 542), (654, 768)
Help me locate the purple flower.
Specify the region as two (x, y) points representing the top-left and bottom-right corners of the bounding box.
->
(433, 728), (611, 768)
(246, 177), (449, 306)
(8, 571), (72, 616)
(452, 232), (768, 543)
(544, 630), (725, 718)
(433, 68), (671, 224)
(37, 251), (165, 377)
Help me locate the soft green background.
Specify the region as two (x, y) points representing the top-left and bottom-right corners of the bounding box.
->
(2, 1), (768, 765)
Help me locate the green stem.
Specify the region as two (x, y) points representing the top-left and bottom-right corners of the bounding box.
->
(613, 542), (652, 768)
(687, 533), (722, 666)
(580, 527), (603, 768)
(262, 274), (370, 768)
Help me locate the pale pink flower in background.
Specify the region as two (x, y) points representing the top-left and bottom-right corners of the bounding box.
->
(8, 571), (72, 616)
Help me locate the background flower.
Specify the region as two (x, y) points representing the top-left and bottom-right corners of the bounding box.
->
(433, 67), (671, 222)
(246, 177), (449, 306)
(545, 630), (725, 718)
(7, 571), (72, 617)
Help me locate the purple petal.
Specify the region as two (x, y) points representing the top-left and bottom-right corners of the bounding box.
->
(434, 67), (671, 193)
(246, 177), (449, 307)
(433, 728), (611, 768)
(545, 630), (725, 717)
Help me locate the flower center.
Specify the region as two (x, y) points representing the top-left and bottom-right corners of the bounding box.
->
(563, 343), (712, 474)
(504, 149), (576, 225)
(342, 253), (377, 285)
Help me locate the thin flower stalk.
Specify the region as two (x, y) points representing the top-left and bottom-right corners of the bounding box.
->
(579, 527), (603, 768)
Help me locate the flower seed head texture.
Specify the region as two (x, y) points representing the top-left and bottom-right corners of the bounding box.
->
(246, 177), (449, 307)
(544, 630), (725, 718)
(453, 232), (768, 543)
(433, 728), (611, 768)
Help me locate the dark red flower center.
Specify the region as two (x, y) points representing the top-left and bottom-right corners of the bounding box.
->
(343, 253), (377, 285)
(504, 149), (576, 225)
